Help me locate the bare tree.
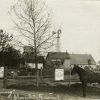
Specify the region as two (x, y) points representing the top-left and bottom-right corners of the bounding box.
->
(11, 0), (56, 87)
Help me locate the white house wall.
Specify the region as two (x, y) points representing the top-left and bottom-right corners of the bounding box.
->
(63, 59), (96, 70)
(27, 63), (43, 69)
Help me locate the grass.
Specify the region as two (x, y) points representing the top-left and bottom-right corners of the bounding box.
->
(0, 79), (100, 99)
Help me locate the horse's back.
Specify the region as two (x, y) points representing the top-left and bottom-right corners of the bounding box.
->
(86, 72), (100, 83)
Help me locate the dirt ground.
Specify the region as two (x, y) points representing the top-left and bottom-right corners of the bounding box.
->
(0, 79), (100, 100)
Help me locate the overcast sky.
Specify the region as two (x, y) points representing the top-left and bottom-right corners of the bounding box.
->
(0, 0), (100, 62)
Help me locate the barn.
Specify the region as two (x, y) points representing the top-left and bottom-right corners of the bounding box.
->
(46, 52), (96, 71)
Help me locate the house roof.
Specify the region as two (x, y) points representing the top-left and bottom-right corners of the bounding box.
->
(70, 54), (96, 65)
(46, 52), (70, 60)
(24, 46), (34, 53)
(23, 53), (44, 63)
(46, 52), (96, 65)
(25, 56), (44, 63)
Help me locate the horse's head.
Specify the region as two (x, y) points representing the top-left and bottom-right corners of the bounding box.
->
(71, 64), (79, 75)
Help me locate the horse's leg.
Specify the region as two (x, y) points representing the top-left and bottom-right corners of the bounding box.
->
(82, 82), (86, 97)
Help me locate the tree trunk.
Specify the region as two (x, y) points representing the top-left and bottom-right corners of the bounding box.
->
(40, 68), (43, 80)
(34, 49), (39, 87)
(36, 69), (39, 87)
(3, 66), (7, 88)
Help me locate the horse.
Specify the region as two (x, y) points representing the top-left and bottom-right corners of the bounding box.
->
(71, 65), (100, 97)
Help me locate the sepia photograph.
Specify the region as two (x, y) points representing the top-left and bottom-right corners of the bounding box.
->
(0, 0), (100, 99)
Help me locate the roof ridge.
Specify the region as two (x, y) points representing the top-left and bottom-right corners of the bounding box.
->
(48, 52), (91, 55)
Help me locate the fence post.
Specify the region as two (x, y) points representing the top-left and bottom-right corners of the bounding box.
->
(69, 68), (71, 87)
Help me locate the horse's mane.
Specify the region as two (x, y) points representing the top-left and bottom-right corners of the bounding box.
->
(75, 65), (94, 73)
(76, 65), (99, 74)
(76, 66), (85, 71)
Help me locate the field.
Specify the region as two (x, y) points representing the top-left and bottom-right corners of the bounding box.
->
(0, 78), (100, 100)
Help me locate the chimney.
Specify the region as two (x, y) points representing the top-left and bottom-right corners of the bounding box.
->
(66, 50), (70, 59)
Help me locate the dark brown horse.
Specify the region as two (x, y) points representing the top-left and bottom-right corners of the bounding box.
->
(71, 65), (100, 97)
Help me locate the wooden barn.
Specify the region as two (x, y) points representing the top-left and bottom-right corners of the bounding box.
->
(46, 51), (96, 82)
(46, 52), (96, 71)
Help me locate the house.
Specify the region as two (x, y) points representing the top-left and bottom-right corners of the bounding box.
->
(46, 52), (96, 71)
(24, 46), (34, 53)
(96, 61), (100, 72)
(23, 46), (44, 69)
(24, 53), (44, 69)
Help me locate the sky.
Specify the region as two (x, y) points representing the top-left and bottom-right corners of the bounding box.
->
(0, 0), (100, 62)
